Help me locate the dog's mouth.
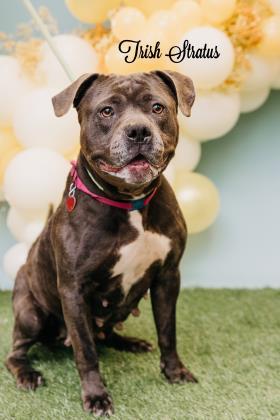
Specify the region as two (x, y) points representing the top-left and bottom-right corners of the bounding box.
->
(99, 154), (152, 174)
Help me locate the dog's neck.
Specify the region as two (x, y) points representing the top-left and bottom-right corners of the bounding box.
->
(76, 152), (160, 202)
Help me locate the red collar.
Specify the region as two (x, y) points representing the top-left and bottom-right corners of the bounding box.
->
(66, 160), (157, 212)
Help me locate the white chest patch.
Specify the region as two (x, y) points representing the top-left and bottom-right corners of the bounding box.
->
(112, 211), (171, 295)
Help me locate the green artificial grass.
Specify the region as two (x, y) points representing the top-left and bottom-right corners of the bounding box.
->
(1, 289), (280, 419)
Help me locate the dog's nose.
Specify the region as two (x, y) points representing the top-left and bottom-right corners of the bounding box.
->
(125, 125), (152, 144)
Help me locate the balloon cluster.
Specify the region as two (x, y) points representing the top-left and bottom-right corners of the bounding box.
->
(1, 0), (280, 283)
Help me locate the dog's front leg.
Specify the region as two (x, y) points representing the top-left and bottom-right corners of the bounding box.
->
(150, 268), (198, 384)
(59, 283), (113, 416)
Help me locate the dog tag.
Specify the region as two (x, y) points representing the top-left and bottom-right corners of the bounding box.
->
(66, 196), (76, 212)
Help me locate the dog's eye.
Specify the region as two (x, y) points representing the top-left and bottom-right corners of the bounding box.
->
(100, 106), (114, 117)
(152, 103), (164, 114)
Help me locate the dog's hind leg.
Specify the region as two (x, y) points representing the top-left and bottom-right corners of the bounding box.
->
(5, 266), (46, 390)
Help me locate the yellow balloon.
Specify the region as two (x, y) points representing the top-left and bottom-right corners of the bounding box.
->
(258, 16), (280, 57)
(174, 171), (220, 234)
(111, 7), (146, 40)
(200, 0), (236, 24)
(0, 146), (21, 186)
(124, 0), (175, 16)
(65, 0), (120, 23)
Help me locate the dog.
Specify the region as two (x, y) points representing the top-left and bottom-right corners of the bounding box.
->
(6, 70), (196, 417)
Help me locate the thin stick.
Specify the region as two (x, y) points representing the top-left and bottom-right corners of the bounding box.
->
(21, 0), (75, 82)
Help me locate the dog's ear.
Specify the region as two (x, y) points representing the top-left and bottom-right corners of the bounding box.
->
(52, 73), (99, 117)
(152, 70), (195, 117)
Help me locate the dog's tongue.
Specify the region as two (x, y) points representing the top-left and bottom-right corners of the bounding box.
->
(100, 156), (150, 173)
(127, 157), (150, 170)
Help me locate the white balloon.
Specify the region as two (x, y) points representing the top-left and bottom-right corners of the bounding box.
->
(4, 148), (70, 213)
(173, 133), (201, 170)
(180, 91), (240, 141)
(7, 207), (26, 242)
(23, 220), (45, 245)
(13, 87), (80, 154)
(163, 162), (175, 185)
(268, 0), (280, 14)
(36, 34), (98, 89)
(3, 243), (28, 280)
(178, 26), (235, 89)
(240, 87), (270, 113)
(7, 207), (45, 244)
(242, 54), (274, 91)
(0, 55), (30, 127)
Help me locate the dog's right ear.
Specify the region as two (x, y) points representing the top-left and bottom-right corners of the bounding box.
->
(52, 73), (99, 117)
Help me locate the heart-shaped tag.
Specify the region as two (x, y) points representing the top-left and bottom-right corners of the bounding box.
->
(66, 196), (76, 212)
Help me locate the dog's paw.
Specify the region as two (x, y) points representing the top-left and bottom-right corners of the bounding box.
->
(161, 361), (198, 384)
(16, 370), (45, 391)
(83, 392), (114, 417)
(107, 333), (153, 353)
(122, 337), (153, 353)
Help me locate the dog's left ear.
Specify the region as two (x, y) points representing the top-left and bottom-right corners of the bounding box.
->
(52, 73), (99, 117)
(152, 70), (195, 117)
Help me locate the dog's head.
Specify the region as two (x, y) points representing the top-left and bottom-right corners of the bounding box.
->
(52, 71), (195, 192)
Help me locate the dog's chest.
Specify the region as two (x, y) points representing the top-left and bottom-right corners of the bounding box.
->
(111, 211), (171, 295)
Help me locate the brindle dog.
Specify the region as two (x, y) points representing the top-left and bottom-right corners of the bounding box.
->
(6, 70), (197, 417)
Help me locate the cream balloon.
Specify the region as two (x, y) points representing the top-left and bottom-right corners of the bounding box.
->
(178, 26), (235, 89)
(242, 54), (274, 91)
(172, 1), (203, 33)
(268, 0), (280, 13)
(258, 16), (280, 57)
(173, 134), (201, 171)
(144, 11), (179, 51)
(174, 171), (220, 234)
(179, 91), (240, 141)
(163, 162), (175, 185)
(13, 87), (80, 154)
(36, 35), (98, 89)
(0, 56), (30, 127)
(240, 87), (270, 113)
(111, 7), (146, 40)
(3, 243), (29, 281)
(200, 0), (236, 24)
(4, 148), (70, 214)
(105, 43), (148, 74)
(65, 0), (120, 23)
